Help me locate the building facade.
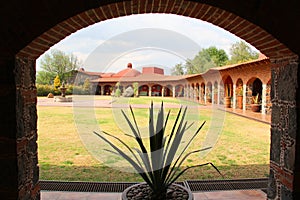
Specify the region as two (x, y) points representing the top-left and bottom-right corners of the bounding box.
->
(82, 56), (271, 114)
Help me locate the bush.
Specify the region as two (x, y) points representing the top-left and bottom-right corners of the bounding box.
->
(115, 88), (121, 97)
(36, 84), (57, 96)
(72, 85), (87, 95)
(37, 84), (91, 96)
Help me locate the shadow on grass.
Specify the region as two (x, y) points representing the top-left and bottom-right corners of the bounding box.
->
(40, 163), (270, 182)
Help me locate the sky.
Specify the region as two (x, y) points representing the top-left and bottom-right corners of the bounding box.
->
(36, 14), (258, 74)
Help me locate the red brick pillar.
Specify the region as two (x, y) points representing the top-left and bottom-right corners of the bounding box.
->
(15, 56), (39, 199)
(268, 58), (298, 199)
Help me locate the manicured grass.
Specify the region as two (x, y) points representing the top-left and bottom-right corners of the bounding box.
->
(38, 96), (270, 181)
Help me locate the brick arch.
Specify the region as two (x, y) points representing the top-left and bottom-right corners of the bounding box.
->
(17, 0), (297, 61)
(8, 1), (300, 200)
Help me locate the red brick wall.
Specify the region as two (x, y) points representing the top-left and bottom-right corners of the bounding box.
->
(17, 1), (296, 61)
(142, 67), (164, 75)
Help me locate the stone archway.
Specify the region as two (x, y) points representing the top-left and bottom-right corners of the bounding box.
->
(1, 1), (299, 199)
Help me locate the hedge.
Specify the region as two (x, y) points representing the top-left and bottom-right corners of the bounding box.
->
(36, 84), (89, 96)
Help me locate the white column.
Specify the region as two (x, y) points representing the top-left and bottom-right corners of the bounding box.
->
(262, 83), (267, 114)
(217, 83), (220, 105)
(212, 84), (215, 105)
(204, 86), (207, 104)
(243, 84), (247, 110)
(172, 85), (175, 98)
(233, 84), (237, 109)
(100, 85), (104, 95)
(149, 86), (152, 97)
(198, 86), (201, 103)
(162, 86), (165, 97)
(193, 87), (196, 101)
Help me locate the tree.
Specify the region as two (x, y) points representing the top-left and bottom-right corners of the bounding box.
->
(133, 82), (139, 97)
(228, 41), (259, 64)
(37, 49), (81, 84)
(206, 46), (228, 66)
(171, 63), (185, 75)
(83, 78), (91, 92)
(36, 71), (55, 85)
(171, 46), (229, 75)
(185, 46), (228, 74)
(53, 75), (61, 89)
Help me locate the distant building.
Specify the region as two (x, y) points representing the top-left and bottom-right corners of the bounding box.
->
(75, 55), (271, 114)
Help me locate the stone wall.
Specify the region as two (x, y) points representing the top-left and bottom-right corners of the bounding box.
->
(15, 57), (39, 199)
(268, 59), (299, 199)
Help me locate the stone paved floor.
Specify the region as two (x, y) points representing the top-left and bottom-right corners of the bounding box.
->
(41, 189), (266, 200)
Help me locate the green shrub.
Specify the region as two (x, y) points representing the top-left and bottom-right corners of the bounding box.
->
(37, 84), (91, 96)
(115, 88), (121, 97)
(72, 85), (87, 95)
(36, 84), (57, 96)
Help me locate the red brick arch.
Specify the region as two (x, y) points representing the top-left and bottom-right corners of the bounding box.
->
(17, 0), (297, 61)
(8, 1), (300, 199)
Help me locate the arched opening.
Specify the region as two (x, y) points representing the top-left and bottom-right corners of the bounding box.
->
(246, 77), (263, 111)
(191, 83), (195, 100)
(104, 84), (113, 95)
(164, 84), (173, 97)
(200, 82), (205, 104)
(213, 81), (218, 104)
(206, 82), (212, 103)
(252, 78), (263, 99)
(138, 85), (149, 96)
(196, 83), (200, 101)
(5, 1), (299, 199)
(151, 84), (162, 96)
(96, 85), (101, 95)
(175, 84), (184, 97)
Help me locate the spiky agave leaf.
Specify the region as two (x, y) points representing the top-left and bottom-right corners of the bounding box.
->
(94, 102), (220, 199)
(93, 131), (152, 186)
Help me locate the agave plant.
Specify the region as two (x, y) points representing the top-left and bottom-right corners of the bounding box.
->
(94, 102), (221, 199)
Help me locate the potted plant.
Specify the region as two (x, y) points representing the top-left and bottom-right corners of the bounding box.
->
(206, 90), (212, 103)
(224, 96), (231, 108)
(236, 87), (243, 109)
(251, 94), (261, 112)
(94, 102), (221, 200)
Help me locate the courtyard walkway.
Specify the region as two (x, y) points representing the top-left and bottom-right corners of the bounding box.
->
(37, 97), (271, 124)
(41, 189), (266, 200)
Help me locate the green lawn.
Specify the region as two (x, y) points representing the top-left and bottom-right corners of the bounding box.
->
(37, 96), (270, 182)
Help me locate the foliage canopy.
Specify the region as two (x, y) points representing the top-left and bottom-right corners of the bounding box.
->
(37, 49), (81, 84)
(171, 41), (259, 75)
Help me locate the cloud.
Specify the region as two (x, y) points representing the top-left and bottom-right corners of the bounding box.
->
(36, 14), (257, 72)
(83, 28), (202, 72)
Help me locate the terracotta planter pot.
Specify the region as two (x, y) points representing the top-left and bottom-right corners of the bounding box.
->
(251, 104), (261, 112)
(224, 97), (231, 108)
(121, 183), (193, 200)
(237, 95), (243, 109)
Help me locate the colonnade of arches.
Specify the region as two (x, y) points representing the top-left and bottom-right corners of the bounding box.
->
(97, 83), (185, 97)
(95, 73), (271, 114)
(186, 76), (271, 114)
